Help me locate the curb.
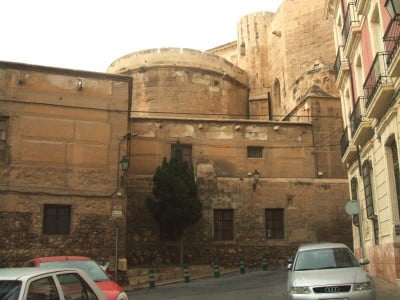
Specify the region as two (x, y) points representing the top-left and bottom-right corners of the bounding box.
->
(123, 268), (240, 292)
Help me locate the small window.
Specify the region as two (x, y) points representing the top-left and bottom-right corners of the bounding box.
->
(0, 117), (9, 163)
(214, 209), (234, 241)
(247, 146), (263, 159)
(171, 143), (192, 167)
(43, 205), (71, 235)
(265, 209), (284, 239)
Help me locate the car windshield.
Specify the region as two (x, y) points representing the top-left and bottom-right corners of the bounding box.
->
(0, 280), (21, 300)
(40, 260), (109, 282)
(294, 247), (359, 271)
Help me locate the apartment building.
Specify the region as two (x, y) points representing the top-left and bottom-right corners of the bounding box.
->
(326, 0), (400, 284)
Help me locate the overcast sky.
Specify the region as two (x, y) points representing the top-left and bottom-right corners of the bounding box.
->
(1, 0), (282, 72)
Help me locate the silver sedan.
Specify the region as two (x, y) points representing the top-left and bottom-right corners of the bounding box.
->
(287, 243), (375, 300)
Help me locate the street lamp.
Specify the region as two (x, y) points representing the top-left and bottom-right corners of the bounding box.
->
(252, 169), (260, 191)
(120, 155), (130, 172)
(385, 0), (400, 18)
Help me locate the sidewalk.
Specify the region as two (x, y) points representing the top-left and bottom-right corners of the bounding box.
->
(375, 277), (400, 300)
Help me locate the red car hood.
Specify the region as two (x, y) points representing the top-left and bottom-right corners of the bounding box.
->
(96, 280), (123, 300)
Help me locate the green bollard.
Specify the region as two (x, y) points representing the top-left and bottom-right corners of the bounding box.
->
(183, 264), (190, 283)
(149, 268), (155, 288)
(262, 256), (268, 271)
(213, 261), (220, 278)
(240, 258), (245, 274)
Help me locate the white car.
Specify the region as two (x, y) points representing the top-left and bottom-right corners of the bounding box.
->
(0, 267), (107, 300)
(287, 243), (376, 300)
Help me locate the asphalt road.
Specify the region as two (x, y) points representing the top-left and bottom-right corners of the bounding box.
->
(127, 270), (288, 300)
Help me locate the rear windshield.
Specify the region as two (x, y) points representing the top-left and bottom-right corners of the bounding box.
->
(0, 280), (21, 300)
(40, 260), (109, 282)
(294, 247), (359, 271)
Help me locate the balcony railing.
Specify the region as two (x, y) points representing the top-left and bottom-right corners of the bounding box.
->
(350, 96), (366, 136)
(342, 3), (358, 46)
(341, 127), (350, 156)
(384, 16), (400, 68)
(364, 52), (390, 108)
(334, 46), (345, 78)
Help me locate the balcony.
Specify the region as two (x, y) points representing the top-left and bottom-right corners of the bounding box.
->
(334, 46), (350, 88)
(350, 96), (373, 147)
(342, 3), (361, 56)
(341, 127), (357, 165)
(364, 52), (395, 119)
(384, 15), (400, 77)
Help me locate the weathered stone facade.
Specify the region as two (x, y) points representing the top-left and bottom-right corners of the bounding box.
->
(0, 62), (131, 267)
(1, 0), (352, 272)
(105, 0), (351, 267)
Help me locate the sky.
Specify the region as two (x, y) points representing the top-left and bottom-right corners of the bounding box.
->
(1, 0), (282, 72)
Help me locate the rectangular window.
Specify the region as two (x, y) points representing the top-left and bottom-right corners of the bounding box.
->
(214, 209), (234, 241)
(247, 146), (263, 158)
(265, 209), (284, 239)
(350, 178), (360, 227)
(0, 117), (9, 162)
(43, 205), (71, 235)
(171, 144), (192, 167)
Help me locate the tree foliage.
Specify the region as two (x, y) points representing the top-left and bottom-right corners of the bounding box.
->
(146, 141), (202, 237)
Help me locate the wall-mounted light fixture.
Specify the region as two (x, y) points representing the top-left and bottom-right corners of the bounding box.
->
(120, 155), (130, 173)
(77, 79), (83, 90)
(252, 169), (260, 191)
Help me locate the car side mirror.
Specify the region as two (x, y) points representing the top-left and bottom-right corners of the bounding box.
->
(359, 258), (370, 265)
(287, 263), (292, 271)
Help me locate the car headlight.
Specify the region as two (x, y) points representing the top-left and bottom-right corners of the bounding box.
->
(290, 286), (311, 294)
(354, 282), (374, 291)
(117, 292), (128, 300)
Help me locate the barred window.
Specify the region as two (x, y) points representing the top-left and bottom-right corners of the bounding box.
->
(43, 205), (71, 235)
(247, 146), (263, 158)
(350, 177), (359, 227)
(214, 209), (234, 241)
(362, 160), (375, 219)
(265, 208), (284, 239)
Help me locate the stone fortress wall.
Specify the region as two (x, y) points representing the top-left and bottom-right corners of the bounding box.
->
(108, 48), (249, 119)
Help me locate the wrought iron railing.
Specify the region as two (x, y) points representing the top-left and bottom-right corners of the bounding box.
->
(342, 3), (358, 46)
(341, 127), (350, 156)
(334, 46), (345, 78)
(384, 15), (400, 68)
(350, 96), (367, 136)
(364, 52), (390, 108)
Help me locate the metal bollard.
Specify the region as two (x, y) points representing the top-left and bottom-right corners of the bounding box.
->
(262, 255), (268, 271)
(183, 264), (190, 283)
(240, 258), (245, 274)
(149, 268), (155, 288)
(213, 261), (220, 278)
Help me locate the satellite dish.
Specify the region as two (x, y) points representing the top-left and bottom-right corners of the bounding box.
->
(345, 200), (359, 215)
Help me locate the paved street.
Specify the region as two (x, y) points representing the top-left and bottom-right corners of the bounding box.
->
(127, 270), (287, 300)
(127, 269), (400, 300)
